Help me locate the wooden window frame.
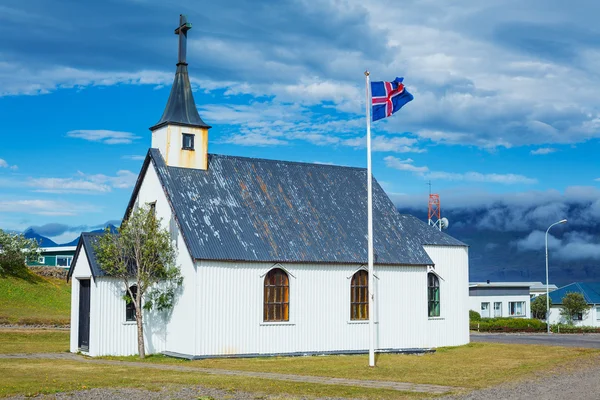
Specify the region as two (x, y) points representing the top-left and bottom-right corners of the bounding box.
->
(350, 270), (369, 320)
(263, 268), (289, 322)
(125, 285), (137, 322)
(428, 273), (440, 317)
(182, 133), (195, 150)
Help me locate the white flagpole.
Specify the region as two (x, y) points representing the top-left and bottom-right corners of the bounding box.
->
(365, 70), (375, 367)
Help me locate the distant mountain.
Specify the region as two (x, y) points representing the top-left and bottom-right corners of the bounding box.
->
(23, 229), (58, 247)
(399, 206), (600, 287)
(23, 224), (120, 248)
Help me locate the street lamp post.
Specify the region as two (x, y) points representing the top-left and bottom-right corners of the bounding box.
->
(546, 219), (567, 334)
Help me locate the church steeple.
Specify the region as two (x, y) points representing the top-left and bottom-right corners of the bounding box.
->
(151, 14), (211, 170)
(151, 15), (210, 131)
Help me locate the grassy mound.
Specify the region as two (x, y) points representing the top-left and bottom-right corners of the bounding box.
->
(0, 270), (71, 326)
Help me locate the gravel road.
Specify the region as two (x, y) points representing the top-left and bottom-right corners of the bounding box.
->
(443, 355), (600, 400)
(4, 386), (346, 400)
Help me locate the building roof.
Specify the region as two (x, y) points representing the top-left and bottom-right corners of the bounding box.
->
(67, 232), (106, 282)
(150, 64), (211, 131)
(469, 282), (532, 289)
(121, 149), (467, 267)
(548, 282), (600, 305)
(40, 246), (77, 253)
(397, 214), (466, 247)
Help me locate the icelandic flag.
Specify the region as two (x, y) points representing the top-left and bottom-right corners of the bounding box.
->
(371, 77), (413, 122)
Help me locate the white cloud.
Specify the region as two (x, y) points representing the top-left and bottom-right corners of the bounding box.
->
(530, 147), (557, 155)
(0, 199), (99, 216)
(27, 170), (137, 194)
(0, 158), (18, 170)
(515, 230), (600, 261)
(223, 133), (289, 147)
(384, 156), (537, 184)
(0, 62), (172, 97)
(121, 155), (146, 161)
(344, 136), (424, 153)
(384, 156), (429, 173)
(595, 178), (600, 182)
(426, 171), (538, 185)
(67, 130), (141, 144)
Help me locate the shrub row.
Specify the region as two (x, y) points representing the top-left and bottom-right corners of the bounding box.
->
(470, 317), (547, 332)
(551, 324), (600, 334)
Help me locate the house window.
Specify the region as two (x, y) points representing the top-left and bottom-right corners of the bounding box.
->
(351, 270), (369, 320)
(509, 301), (526, 317)
(597, 307), (600, 321)
(494, 302), (502, 317)
(481, 302), (490, 318)
(125, 285), (137, 322)
(56, 256), (72, 267)
(573, 312), (583, 321)
(182, 133), (195, 150)
(428, 273), (440, 317)
(264, 268), (289, 322)
(38, 256), (45, 264)
(148, 202), (156, 218)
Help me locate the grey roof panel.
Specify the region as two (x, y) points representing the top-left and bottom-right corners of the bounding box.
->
(150, 64), (211, 130)
(67, 232), (106, 281)
(397, 214), (467, 247)
(148, 149), (436, 265)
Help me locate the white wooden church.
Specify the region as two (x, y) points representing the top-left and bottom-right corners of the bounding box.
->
(68, 16), (469, 358)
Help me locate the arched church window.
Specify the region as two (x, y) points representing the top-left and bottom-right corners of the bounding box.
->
(350, 270), (369, 320)
(428, 273), (440, 317)
(125, 285), (138, 322)
(264, 268), (289, 322)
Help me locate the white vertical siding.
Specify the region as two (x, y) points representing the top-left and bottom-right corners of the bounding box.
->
(88, 277), (166, 356)
(193, 261), (429, 357)
(69, 248), (92, 353)
(423, 246), (470, 348)
(549, 305), (600, 327)
(69, 160), (196, 357)
(468, 295), (531, 319)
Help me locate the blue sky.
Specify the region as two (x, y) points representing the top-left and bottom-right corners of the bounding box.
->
(1, 0), (599, 246)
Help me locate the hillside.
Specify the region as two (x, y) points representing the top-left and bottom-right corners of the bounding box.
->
(0, 271), (71, 326)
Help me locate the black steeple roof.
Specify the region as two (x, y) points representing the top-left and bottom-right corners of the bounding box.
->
(150, 15), (211, 131)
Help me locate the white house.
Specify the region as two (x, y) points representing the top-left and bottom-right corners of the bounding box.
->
(548, 283), (600, 327)
(469, 282), (531, 319)
(67, 15), (470, 358)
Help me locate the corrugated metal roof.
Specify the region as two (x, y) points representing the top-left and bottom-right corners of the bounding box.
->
(67, 232), (106, 281)
(145, 149), (466, 265)
(397, 214), (467, 247)
(150, 64), (211, 131)
(549, 282), (600, 305)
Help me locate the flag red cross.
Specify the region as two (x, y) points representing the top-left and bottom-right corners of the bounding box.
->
(372, 81), (405, 117)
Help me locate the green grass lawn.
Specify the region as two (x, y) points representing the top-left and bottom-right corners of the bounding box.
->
(1, 329), (599, 399)
(0, 272), (71, 326)
(110, 342), (599, 389)
(0, 329), (69, 354)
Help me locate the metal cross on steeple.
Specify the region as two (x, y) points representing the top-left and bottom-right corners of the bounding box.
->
(175, 14), (192, 65)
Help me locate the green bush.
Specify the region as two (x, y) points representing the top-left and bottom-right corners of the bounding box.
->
(551, 324), (600, 334)
(469, 310), (481, 321)
(470, 317), (547, 332)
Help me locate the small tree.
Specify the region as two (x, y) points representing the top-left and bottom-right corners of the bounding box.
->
(95, 205), (182, 358)
(559, 292), (589, 325)
(531, 295), (552, 320)
(0, 229), (39, 276)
